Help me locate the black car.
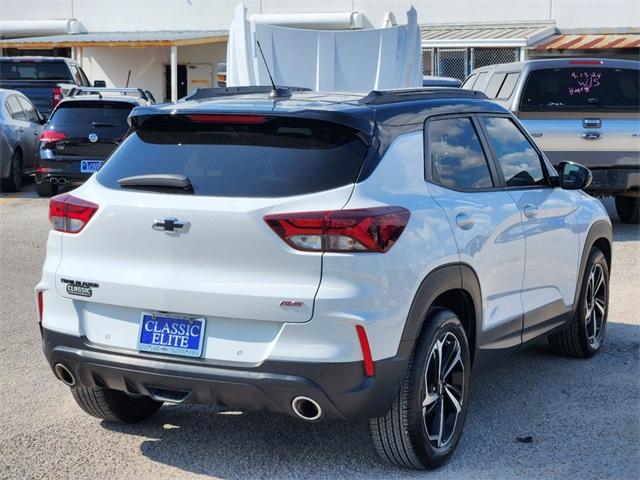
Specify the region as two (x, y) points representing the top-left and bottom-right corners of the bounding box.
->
(35, 87), (154, 197)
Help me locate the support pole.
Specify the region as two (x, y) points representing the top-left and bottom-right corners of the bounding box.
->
(170, 45), (178, 102)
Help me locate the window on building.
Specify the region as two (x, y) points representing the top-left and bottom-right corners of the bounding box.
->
(428, 117), (494, 190)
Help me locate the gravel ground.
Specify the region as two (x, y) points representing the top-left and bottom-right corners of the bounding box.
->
(1, 186), (638, 480)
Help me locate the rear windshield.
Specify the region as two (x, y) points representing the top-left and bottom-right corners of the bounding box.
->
(49, 102), (133, 128)
(0, 61), (72, 81)
(97, 116), (368, 197)
(520, 67), (640, 111)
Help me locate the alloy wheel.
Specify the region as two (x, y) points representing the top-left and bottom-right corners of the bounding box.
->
(585, 263), (606, 349)
(422, 331), (464, 448)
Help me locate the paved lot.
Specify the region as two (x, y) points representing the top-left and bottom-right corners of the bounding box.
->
(1, 184), (638, 480)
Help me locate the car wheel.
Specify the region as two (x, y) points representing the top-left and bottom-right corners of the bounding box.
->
(369, 308), (470, 469)
(548, 247), (609, 358)
(71, 386), (163, 423)
(35, 179), (59, 197)
(614, 196), (640, 224)
(0, 150), (23, 192)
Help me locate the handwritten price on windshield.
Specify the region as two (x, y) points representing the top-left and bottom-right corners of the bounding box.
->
(568, 71), (602, 96)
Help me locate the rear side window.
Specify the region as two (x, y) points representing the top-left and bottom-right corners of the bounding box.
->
(496, 73), (519, 99)
(520, 67), (640, 111)
(6, 96), (25, 121)
(49, 102), (133, 128)
(461, 74), (477, 89)
(485, 73), (506, 98)
(479, 117), (546, 187)
(97, 116), (368, 197)
(17, 96), (39, 123)
(0, 61), (72, 81)
(428, 117), (494, 190)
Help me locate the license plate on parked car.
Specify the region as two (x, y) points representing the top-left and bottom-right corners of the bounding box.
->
(138, 313), (206, 358)
(80, 160), (104, 173)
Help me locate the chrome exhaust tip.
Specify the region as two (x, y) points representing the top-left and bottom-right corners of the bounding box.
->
(57, 178), (67, 185)
(291, 396), (323, 422)
(54, 363), (75, 386)
(49, 178), (58, 184)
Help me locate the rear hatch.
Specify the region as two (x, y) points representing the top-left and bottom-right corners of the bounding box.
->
(43, 100), (133, 160)
(517, 63), (640, 168)
(54, 114), (369, 324)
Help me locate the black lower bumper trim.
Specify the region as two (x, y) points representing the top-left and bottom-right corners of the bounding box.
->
(42, 329), (408, 420)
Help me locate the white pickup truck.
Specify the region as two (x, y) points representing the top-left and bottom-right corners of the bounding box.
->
(463, 58), (640, 223)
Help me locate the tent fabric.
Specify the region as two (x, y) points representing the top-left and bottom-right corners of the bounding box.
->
(227, 5), (422, 92)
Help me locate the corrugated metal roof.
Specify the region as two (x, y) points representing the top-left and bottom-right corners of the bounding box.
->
(421, 22), (556, 48)
(0, 30), (228, 48)
(534, 33), (640, 50)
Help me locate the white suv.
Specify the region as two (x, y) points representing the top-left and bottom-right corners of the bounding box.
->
(37, 87), (612, 469)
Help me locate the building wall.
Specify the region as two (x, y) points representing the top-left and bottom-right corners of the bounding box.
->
(79, 42), (227, 101)
(1, 0), (638, 31)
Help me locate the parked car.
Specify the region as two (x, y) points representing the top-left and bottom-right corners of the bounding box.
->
(37, 86), (612, 470)
(0, 88), (45, 191)
(0, 56), (97, 118)
(463, 58), (640, 223)
(422, 75), (462, 87)
(35, 87), (154, 197)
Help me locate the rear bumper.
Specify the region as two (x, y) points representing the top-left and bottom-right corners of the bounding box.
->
(35, 157), (101, 185)
(586, 167), (640, 195)
(42, 328), (408, 420)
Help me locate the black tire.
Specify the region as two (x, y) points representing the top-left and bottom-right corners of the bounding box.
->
(548, 248), (609, 358)
(35, 179), (58, 197)
(0, 150), (23, 192)
(71, 386), (163, 423)
(369, 308), (471, 469)
(615, 196), (640, 224)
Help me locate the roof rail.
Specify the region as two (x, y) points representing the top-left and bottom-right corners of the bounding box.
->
(359, 88), (487, 105)
(66, 87), (153, 102)
(183, 85), (312, 101)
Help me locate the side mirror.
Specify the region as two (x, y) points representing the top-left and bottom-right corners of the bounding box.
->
(93, 80), (107, 87)
(558, 161), (592, 190)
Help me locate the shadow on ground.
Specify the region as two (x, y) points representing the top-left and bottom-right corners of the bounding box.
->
(101, 320), (639, 480)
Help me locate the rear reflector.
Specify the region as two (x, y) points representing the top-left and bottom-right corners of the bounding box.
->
(264, 206), (410, 253)
(39, 130), (67, 143)
(37, 291), (44, 324)
(52, 86), (63, 109)
(49, 194), (99, 233)
(356, 325), (375, 377)
(186, 114), (267, 124)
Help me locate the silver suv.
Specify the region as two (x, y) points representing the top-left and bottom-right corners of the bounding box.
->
(38, 87), (612, 469)
(463, 58), (640, 223)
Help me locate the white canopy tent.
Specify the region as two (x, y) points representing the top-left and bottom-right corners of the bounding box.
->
(226, 4), (422, 92)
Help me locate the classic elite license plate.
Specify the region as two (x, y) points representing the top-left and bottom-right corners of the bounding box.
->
(80, 160), (104, 173)
(138, 313), (206, 358)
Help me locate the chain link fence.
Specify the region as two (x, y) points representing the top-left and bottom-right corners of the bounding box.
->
(422, 47), (520, 80)
(473, 48), (519, 69)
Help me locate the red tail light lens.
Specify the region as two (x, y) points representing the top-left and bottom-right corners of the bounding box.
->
(37, 291), (44, 323)
(52, 86), (63, 108)
(264, 206), (410, 253)
(49, 194), (99, 233)
(39, 130), (68, 143)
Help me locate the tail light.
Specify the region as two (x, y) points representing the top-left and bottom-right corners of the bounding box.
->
(264, 206), (410, 253)
(52, 86), (63, 108)
(49, 194), (99, 233)
(39, 130), (68, 143)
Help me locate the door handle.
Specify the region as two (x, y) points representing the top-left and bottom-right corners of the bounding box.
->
(455, 213), (474, 230)
(581, 132), (601, 140)
(523, 204), (537, 219)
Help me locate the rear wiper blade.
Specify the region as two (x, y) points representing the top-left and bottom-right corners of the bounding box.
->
(118, 174), (193, 192)
(91, 122), (117, 127)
